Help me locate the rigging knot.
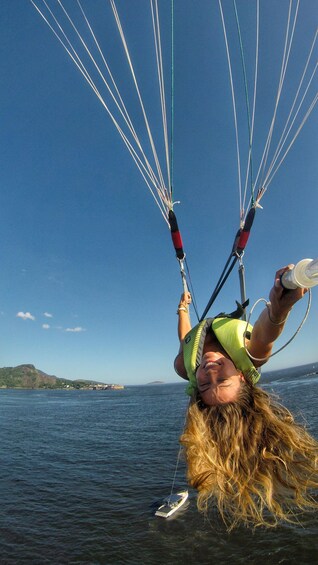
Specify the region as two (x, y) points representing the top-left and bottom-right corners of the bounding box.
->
(172, 200), (181, 208)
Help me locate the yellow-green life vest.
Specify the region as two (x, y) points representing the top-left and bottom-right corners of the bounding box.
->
(183, 317), (260, 395)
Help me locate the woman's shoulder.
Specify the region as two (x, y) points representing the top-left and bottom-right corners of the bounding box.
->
(174, 351), (189, 380)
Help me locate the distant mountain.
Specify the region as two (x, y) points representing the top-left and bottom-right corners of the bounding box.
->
(262, 361), (318, 383)
(147, 380), (165, 385)
(0, 364), (73, 389)
(0, 365), (114, 390)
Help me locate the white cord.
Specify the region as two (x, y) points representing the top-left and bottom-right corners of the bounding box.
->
(244, 290), (312, 363)
(30, 0), (173, 223)
(242, 0), (259, 214)
(219, 0), (243, 218)
(263, 30), (318, 189)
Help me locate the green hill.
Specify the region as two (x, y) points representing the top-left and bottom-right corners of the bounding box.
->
(0, 364), (86, 389)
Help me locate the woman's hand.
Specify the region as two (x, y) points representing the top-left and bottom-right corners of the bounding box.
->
(179, 292), (192, 309)
(268, 265), (308, 323)
(248, 264), (308, 365)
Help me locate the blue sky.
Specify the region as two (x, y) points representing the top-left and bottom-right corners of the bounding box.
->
(1, 1), (317, 385)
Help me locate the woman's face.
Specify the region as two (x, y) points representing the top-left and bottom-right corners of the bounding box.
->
(196, 351), (244, 406)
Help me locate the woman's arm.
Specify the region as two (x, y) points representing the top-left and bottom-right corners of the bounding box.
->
(177, 292), (192, 342)
(174, 292), (192, 379)
(247, 265), (308, 366)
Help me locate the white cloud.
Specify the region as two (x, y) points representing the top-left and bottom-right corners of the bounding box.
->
(16, 311), (35, 321)
(42, 324), (50, 330)
(43, 312), (53, 318)
(65, 326), (86, 333)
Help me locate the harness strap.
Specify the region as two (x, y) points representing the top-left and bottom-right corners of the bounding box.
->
(200, 206), (256, 321)
(168, 209), (185, 260)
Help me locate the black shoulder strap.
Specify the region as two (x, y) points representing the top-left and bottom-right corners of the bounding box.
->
(215, 299), (249, 320)
(195, 318), (214, 370)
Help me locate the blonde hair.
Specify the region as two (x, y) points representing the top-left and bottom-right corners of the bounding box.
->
(180, 382), (318, 530)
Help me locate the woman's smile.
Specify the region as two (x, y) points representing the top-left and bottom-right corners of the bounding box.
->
(196, 352), (244, 405)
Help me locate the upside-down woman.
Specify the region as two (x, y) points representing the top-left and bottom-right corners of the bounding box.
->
(174, 265), (318, 530)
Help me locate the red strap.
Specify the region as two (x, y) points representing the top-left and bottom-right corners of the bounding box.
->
(171, 231), (183, 249)
(234, 207), (255, 254)
(168, 210), (185, 260)
(236, 230), (250, 251)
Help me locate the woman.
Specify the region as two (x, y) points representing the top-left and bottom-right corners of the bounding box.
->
(175, 265), (318, 530)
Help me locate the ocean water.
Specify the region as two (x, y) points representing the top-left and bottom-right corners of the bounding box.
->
(0, 376), (317, 565)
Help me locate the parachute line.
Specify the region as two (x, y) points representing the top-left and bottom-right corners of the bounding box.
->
(233, 0), (254, 207)
(151, 0), (171, 193)
(31, 1), (317, 226)
(170, 0), (175, 198)
(30, 0), (173, 222)
(263, 32), (318, 190)
(242, 0), (259, 216)
(220, 0), (317, 219)
(264, 91), (318, 190)
(110, 0), (169, 205)
(219, 0), (243, 223)
(255, 0), (300, 192)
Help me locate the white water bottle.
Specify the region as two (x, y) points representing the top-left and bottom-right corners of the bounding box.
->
(281, 258), (318, 289)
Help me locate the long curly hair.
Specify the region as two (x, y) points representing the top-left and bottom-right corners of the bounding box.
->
(180, 382), (318, 530)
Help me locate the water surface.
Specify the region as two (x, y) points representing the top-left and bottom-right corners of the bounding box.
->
(0, 376), (317, 564)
